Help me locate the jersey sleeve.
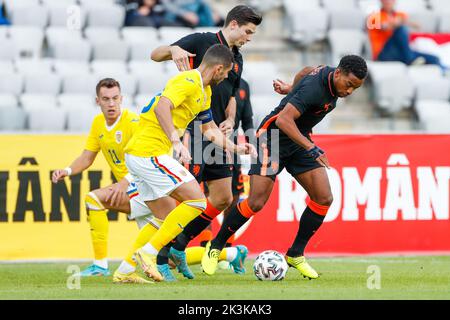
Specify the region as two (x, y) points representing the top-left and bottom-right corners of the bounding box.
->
(161, 75), (196, 108)
(171, 33), (205, 53)
(84, 118), (100, 152)
(195, 87), (213, 123)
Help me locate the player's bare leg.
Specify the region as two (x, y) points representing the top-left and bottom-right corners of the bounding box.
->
(286, 167), (333, 279)
(202, 175), (274, 275)
(136, 180), (207, 281)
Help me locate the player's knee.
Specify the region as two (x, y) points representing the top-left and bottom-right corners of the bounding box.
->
(85, 192), (105, 212)
(313, 194), (333, 207)
(247, 198), (266, 213)
(210, 194), (233, 211)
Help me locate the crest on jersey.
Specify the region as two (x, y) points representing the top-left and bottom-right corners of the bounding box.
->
(115, 131), (122, 144)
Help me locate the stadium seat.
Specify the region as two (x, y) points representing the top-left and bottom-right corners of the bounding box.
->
(0, 74), (23, 95)
(0, 26), (8, 40)
(322, 0), (357, 10)
(46, 26), (84, 48)
(284, 7), (328, 45)
(66, 107), (99, 132)
(328, 29), (366, 65)
(28, 107), (67, 132)
(47, 3), (87, 28)
(159, 27), (194, 45)
(0, 38), (16, 60)
(58, 93), (96, 110)
(429, 0), (450, 12)
(394, 0), (428, 13)
(408, 65), (450, 101)
(53, 39), (92, 61)
(97, 73), (137, 97)
(120, 94), (135, 111)
(84, 27), (122, 44)
(0, 94), (18, 109)
(9, 26), (44, 59)
(242, 61), (279, 95)
(439, 12), (450, 33)
(78, 0), (117, 6)
(0, 106), (27, 130)
(24, 73), (61, 95)
(20, 93), (58, 111)
(128, 60), (166, 76)
(415, 100), (450, 132)
(367, 61), (415, 113)
(41, 0), (77, 5)
(91, 60), (128, 75)
(0, 61), (15, 74)
(53, 60), (91, 76)
(250, 94), (281, 129)
(121, 27), (159, 44)
(283, 0), (321, 10)
(85, 4), (125, 28)
(328, 9), (366, 30)
(137, 74), (171, 95)
(15, 58), (54, 75)
(408, 12), (438, 33)
(357, 0), (380, 13)
(9, 4), (49, 28)
(92, 41), (129, 61)
(134, 93), (156, 111)
(129, 43), (154, 61)
(3, 0), (40, 16)
(62, 73), (99, 94)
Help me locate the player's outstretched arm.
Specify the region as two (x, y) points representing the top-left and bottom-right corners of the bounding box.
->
(51, 150), (97, 183)
(273, 66), (315, 95)
(201, 121), (257, 157)
(275, 104), (330, 168)
(151, 45), (196, 71)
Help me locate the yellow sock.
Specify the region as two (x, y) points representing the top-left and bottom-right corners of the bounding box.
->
(124, 219), (161, 266)
(185, 246), (227, 265)
(149, 199), (206, 252)
(85, 193), (109, 260)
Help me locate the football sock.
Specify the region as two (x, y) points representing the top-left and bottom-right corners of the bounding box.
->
(85, 192), (109, 264)
(225, 234), (235, 248)
(149, 199), (206, 252)
(118, 260), (136, 274)
(156, 243), (172, 265)
(286, 200), (329, 257)
(211, 199), (255, 250)
(172, 200), (220, 251)
(198, 229), (213, 247)
(124, 219), (161, 267)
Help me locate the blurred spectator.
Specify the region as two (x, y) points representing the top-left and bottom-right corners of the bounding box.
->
(0, 5), (10, 25)
(161, 0), (223, 28)
(125, 0), (167, 27)
(367, 0), (441, 66)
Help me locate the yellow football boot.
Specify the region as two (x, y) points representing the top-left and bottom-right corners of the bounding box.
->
(285, 255), (319, 279)
(113, 270), (153, 284)
(134, 249), (164, 282)
(201, 241), (220, 275)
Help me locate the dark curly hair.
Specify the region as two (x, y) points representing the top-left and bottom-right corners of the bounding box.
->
(338, 55), (368, 80)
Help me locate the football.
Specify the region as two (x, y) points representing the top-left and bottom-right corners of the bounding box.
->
(253, 250), (289, 281)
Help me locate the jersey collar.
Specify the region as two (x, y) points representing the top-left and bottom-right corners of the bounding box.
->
(326, 70), (337, 98)
(105, 109), (123, 132)
(216, 31), (240, 54)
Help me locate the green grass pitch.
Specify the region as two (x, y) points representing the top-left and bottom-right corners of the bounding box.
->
(0, 256), (449, 300)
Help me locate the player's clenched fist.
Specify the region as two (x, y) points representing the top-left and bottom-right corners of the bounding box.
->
(236, 143), (258, 158)
(170, 46), (196, 71)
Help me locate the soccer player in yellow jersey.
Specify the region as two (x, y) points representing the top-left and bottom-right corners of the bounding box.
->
(123, 44), (256, 282)
(52, 78), (172, 281)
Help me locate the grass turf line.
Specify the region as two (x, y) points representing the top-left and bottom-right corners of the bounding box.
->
(0, 256), (449, 300)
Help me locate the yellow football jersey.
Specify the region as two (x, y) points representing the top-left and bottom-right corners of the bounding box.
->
(85, 108), (140, 181)
(125, 69), (212, 157)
